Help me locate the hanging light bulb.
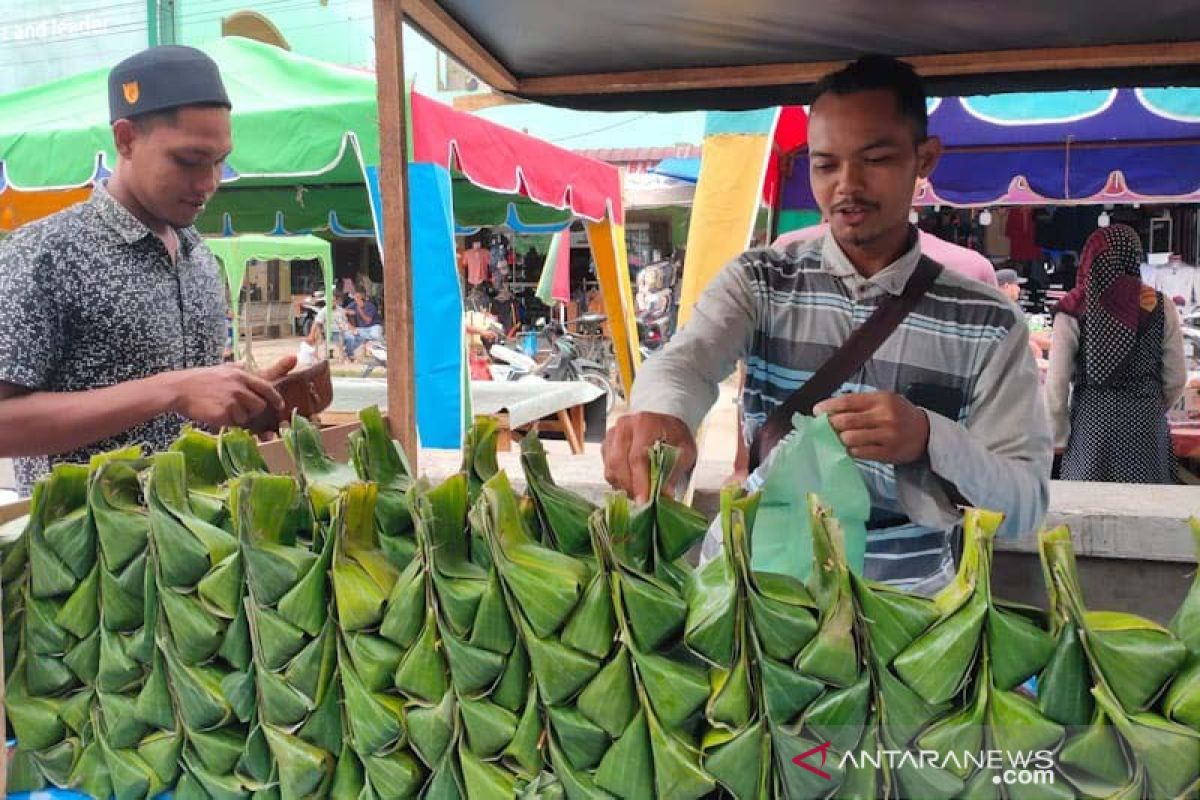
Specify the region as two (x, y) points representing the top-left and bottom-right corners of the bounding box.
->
(1097, 211), (1111, 228)
(909, 209), (919, 224)
(933, 204), (942, 212)
(979, 209), (993, 226)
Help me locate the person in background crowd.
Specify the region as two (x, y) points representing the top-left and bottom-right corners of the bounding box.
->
(348, 291), (383, 339)
(465, 289), (500, 380)
(1046, 225), (1187, 483)
(996, 267), (1051, 359)
(307, 290), (352, 362)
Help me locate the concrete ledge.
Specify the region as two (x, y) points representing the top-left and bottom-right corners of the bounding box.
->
(1001, 481), (1199, 563)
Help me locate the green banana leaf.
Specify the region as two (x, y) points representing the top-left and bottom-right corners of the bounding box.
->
(619, 567), (686, 653)
(407, 689), (457, 768)
(850, 572), (937, 667)
(645, 441), (709, 564)
(873, 660), (950, 748)
(520, 432), (597, 556)
(332, 483), (400, 632)
(561, 568), (617, 661)
(216, 428), (269, 477)
(1057, 707), (1131, 797)
(1092, 679), (1200, 798)
(837, 716), (882, 800)
(350, 405), (417, 568)
(682, 487), (745, 669)
(1080, 610), (1186, 713)
(394, 607), (450, 704)
(475, 471), (588, 639)
(706, 642), (754, 732)
(415, 475), (490, 642)
(1169, 517), (1200, 657)
(756, 642), (824, 726)
(147, 451), (238, 591)
(576, 647), (637, 737)
(702, 719), (769, 800)
(916, 661), (988, 780)
(892, 511), (1002, 707)
(459, 694), (518, 757)
(770, 722), (846, 800)
(794, 498), (860, 689)
(547, 704), (609, 770)
(594, 709), (653, 797)
(168, 427), (231, 518)
(645, 700), (715, 799)
(548, 732), (615, 800)
(461, 416), (501, 504)
(894, 565), (987, 705)
(504, 684), (544, 777)
(520, 613), (600, 706)
(803, 671), (871, 753)
(1037, 621), (1093, 726)
(284, 412), (359, 520)
(1164, 655), (1200, 729)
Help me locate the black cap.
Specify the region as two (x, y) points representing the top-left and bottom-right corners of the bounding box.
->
(108, 45), (231, 123)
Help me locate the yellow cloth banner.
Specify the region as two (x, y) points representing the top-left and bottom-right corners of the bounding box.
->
(586, 219), (640, 394)
(677, 134), (774, 329)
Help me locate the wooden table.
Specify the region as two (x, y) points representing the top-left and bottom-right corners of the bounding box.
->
(494, 404), (587, 454)
(470, 380), (603, 455)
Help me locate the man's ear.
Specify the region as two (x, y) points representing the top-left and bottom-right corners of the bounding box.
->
(916, 135), (942, 179)
(111, 119), (137, 158)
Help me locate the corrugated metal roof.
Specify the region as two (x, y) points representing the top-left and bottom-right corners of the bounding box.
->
(574, 145), (702, 171)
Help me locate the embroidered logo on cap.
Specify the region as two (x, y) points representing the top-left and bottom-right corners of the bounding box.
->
(123, 81), (140, 105)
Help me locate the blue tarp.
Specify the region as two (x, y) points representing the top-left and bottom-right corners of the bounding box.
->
(652, 156), (701, 183)
(365, 162), (466, 449)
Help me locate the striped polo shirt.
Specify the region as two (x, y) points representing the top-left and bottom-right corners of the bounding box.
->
(633, 230), (1052, 593)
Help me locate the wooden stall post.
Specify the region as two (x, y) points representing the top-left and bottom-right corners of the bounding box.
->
(373, 0), (419, 468)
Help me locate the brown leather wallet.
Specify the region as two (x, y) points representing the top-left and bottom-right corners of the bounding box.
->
(246, 360), (334, 434)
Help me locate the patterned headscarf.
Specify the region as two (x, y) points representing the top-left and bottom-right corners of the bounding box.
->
(1055, 224), (1145, 386)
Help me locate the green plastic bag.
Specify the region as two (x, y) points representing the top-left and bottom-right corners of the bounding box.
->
(749, 414), (870, 581)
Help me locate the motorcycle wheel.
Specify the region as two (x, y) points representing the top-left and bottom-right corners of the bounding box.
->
(581, 369), (616, 415)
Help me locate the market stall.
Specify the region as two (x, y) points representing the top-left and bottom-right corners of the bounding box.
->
(0, 36), (635, 451)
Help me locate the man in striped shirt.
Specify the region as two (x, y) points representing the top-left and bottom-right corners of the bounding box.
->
(602, 56), (1052, 592)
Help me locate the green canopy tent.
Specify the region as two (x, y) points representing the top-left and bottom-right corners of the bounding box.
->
(205, 234), (334, 352)
(0, 37), (575, 236)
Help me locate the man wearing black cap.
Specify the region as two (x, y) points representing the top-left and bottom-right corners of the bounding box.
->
(996, 267), (1051, 359)
(0, 46), (295, 496)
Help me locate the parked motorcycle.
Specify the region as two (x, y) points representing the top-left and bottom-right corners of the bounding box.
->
(295, 290), (326, 336)
(360, 339), (389, 378)
(490, 322), (617, 413)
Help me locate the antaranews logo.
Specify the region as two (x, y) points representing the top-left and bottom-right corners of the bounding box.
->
(791, 741), (835, 780)
(793, 741), (1057, 789)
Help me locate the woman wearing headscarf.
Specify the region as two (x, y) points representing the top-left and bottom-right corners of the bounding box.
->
(1045, 224), (1188, 483)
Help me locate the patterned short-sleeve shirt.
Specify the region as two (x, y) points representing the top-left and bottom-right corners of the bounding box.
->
(0, 181), (226, 495)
